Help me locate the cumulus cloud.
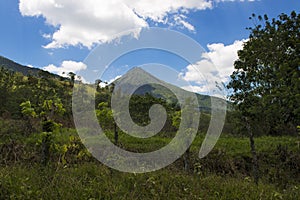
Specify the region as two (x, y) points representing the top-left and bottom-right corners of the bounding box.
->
(43, 60), (87, 78)
(19, 0), (214, 48)
(19, 0), (148, 48)
(180, 39), (247, 93)
(126, 0), (212, 22)
(203, 40), (247, 81)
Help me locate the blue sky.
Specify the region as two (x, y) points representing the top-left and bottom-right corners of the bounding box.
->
(0, 0), (299, 93)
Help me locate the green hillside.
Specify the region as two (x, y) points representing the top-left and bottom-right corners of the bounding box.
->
(0, 55), (62, 79)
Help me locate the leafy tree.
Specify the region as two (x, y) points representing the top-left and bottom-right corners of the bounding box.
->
(227, 11), (300, 184)
(20, 100), (38, 133)
(20, 98), (65, 165)
(228, 11), (300, 135)
(96, 102), (114, 131)
(40, 99), (66, 121)
(96, 102), (119, 144)
(129, 93), (175, 132)
(20, 101), (37, 117)
(68, 72), (76, 85)
(0, 68), (13, 114)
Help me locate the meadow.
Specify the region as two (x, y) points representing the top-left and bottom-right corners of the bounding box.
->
(1, 120), (299, 199)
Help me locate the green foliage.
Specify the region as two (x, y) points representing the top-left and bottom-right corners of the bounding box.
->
(227, 11), (300, 135)
(172, 110), (181, 129)
(95, 91), (177, 133)
(96, 102), (113, 130)
(19, 98), (66, 138)
(1, 115), (299, 198)
(19, 97), (67, 165)
(40, 99), (66, 120)
(128, 93), (174, 130)
(0, 66), (72, 124)
(67, 72), (76, 85)
(20, 101), (37, 118)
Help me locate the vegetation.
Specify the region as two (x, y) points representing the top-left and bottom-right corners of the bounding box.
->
(227, 11), (300, 185)
(0, 121), (299, 199)
(0, 11), (299, 199)
(0, 56), (62, 78)
(228, 11), (300, 136)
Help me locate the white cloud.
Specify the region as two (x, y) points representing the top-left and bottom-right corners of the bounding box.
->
(108, 75), (122, 84)
(43, 60), (87, 77)
(180, 39), (247, 94)
(99, 75), (122, 88)
(178, 20), (195, 32)
(202, 39), (247, 81)
(172, 14), (195, 32)
(182, 85), (215, 94)
(19, 0), (214, 48)
(42, 33), (52, 39)
(26, 64), (34, 68)
(179, 60), (217, 84)
(126, 0), (212, 23)
(19, 0), (148, 48)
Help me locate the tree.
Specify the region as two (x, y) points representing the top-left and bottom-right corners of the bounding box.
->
(20, 100), (38, 133)
(68, 72), (76, 86)
(172, 97), (198, 172)
(96, 102), (114, 130)
(20, 98), (65, 165)
(96, 102), (118, 143)
(227, 11), (300, 184)
(0, 68), (14, 115)
(228, 11), (300, 135)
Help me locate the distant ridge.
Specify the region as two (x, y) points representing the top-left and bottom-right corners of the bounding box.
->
(0, 55), (61, 79)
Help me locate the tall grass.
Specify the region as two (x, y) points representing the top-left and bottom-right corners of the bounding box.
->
(0, 163), (299, 200)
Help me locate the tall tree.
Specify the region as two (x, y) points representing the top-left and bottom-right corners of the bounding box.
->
(228, 11), (300, 135)
(227, 11), (300, 184)
(20, 98), (65, 165)
(68, 72), (76, 86)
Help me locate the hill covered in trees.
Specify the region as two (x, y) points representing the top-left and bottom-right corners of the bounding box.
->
(0, 55), (63, 79)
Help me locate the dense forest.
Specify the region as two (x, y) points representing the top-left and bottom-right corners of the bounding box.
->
(0, 11), (299, 199)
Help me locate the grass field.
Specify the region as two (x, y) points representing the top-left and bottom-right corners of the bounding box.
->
(1, 163), (299, 200)
(0, 125), (299, 199)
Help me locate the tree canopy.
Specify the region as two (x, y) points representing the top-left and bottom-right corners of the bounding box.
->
(227, 11), (300, 135)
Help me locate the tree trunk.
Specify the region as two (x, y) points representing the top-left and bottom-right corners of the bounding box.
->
(245, 117), (259, 185)
(183, 147), (190, 172)
(114, 122), (118, 144)
(41, 133), (51, 166)
(41, 120), (53, 166)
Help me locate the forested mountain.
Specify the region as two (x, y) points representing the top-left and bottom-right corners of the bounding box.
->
(113, 67), (213, 111)
(0, 61), (72, 123)
(0, 55), (62, 79)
